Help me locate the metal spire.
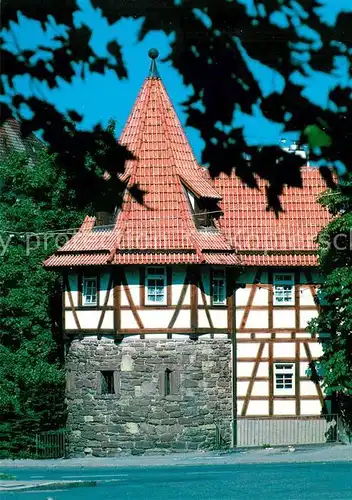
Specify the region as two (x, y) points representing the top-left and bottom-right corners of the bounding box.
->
(148, 48), (160, 78)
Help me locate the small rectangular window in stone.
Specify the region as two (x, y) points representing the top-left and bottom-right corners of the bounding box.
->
(83, 277), (97, 306)
(101, 371), (115, 394)
(165, 368), (172, 396)
(212, 268), (226, 305)
(146, 267), (166, 305)
(273, 273), (294, 305)
(159, 368), (179, 397)
(274, 363), (294, 394)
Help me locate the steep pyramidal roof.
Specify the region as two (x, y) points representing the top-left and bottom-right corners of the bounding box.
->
(45, 50), (330, 269)
(45, 50), (237, 267)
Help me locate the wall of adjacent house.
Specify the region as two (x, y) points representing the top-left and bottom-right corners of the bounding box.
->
(234, 268), (327, 418)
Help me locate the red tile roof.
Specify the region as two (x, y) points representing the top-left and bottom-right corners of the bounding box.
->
(212, 167), (330, 265)
(45, 55), (330, 269)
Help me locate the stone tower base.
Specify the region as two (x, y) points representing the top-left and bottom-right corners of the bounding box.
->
(66, 337), (232, 456)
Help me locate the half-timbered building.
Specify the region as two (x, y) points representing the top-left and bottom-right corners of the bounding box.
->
(45, 50), (331, 455)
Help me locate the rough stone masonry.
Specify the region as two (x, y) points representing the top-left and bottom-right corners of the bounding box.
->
(66, 338), (232, 456)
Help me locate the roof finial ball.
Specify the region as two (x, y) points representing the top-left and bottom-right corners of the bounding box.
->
(148, 48), (159, 60)
(148, 48), (160, 78)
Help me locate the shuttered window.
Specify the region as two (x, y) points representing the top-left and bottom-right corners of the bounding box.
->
(273, 273), (294, 305)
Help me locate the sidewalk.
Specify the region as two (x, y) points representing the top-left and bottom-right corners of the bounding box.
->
(0, 443), (351, 470)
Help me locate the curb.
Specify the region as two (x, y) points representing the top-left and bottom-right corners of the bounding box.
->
(0, 480), (98, 492)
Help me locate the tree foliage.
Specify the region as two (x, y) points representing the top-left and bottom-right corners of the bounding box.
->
(309, 177), (352, 425)
(0, 149), (86, 457)
(2, 1), (351, 214)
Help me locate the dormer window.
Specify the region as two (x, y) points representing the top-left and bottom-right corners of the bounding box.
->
(93, 210), (117, 231)
(183, 187), (219, 230)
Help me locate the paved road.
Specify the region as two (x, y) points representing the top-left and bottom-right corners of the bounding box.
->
(2, 462), (352, 500)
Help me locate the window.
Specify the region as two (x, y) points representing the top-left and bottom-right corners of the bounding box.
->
(159, 368), (179, 397)
(100, 371), (115, 395)
(273, 273), (294, 305)
(93, 210), (118, 232)
(212, 268), (226, 305)
(146, 267), (166, 305)
(165, 368), (172, 396)
(183, 186), (219, 230)
(274, 363), (294, 394)
(83, 277), (97, 306)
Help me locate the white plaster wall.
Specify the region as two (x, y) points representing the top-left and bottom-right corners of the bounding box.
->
(121, 310), (139, 329)
(172, 310), (191, 329)
(237, 381), (249, 397)
(237, 362), (254, 377)
(101, 311), (114, 330)
(307, 342), (323, 358)
(238, 361), (269, 377)
(273, 400), (296, 415)
(300, 380), (318, 396)
(273, 342), (295, 358)
(77, 310), (102, 329)
(252, 381), (269, 396)
(198, 310), (212, 328)
(255, 332), (271, 339)
(66, 274), (78, 306)
(246, 400), (269, 416)
(172, 267), (190, 305)
(257, 362), (269, 377)
(300, 400), (322, 415)
(141, 333), (169, 339)
(299, 342), (322, 358)
(273, 309), (295, 329)
(296, 332), (312, 339)
(99, 272), (113, 306)
(300, 309), (318, 328)
(300, 287), (316, 306)
(209, 309), (227, 329)
(65, 311), (77, 330)
(236, 287), (251, 306)
(236, 310), (244, 327)
(275, 333), (293, 339)
(252, 287), (269, 306)
(246, 310), (268, 329)
(237, 343), (262, 358)
(138, 309), (175, 329)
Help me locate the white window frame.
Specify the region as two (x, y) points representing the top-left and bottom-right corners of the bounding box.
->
(212, 268), (226, 305)
(274, 362), (295, 395)
(273, 273), (294, 306)
(83, 276), (97, 306)
(145, 267), (166, 305)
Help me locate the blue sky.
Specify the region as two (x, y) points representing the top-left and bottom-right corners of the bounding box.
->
(2, 0), (351, 162)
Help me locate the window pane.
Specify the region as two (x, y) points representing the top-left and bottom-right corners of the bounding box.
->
(146, 267), (166, 304)
(83, 278), (97, 304)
